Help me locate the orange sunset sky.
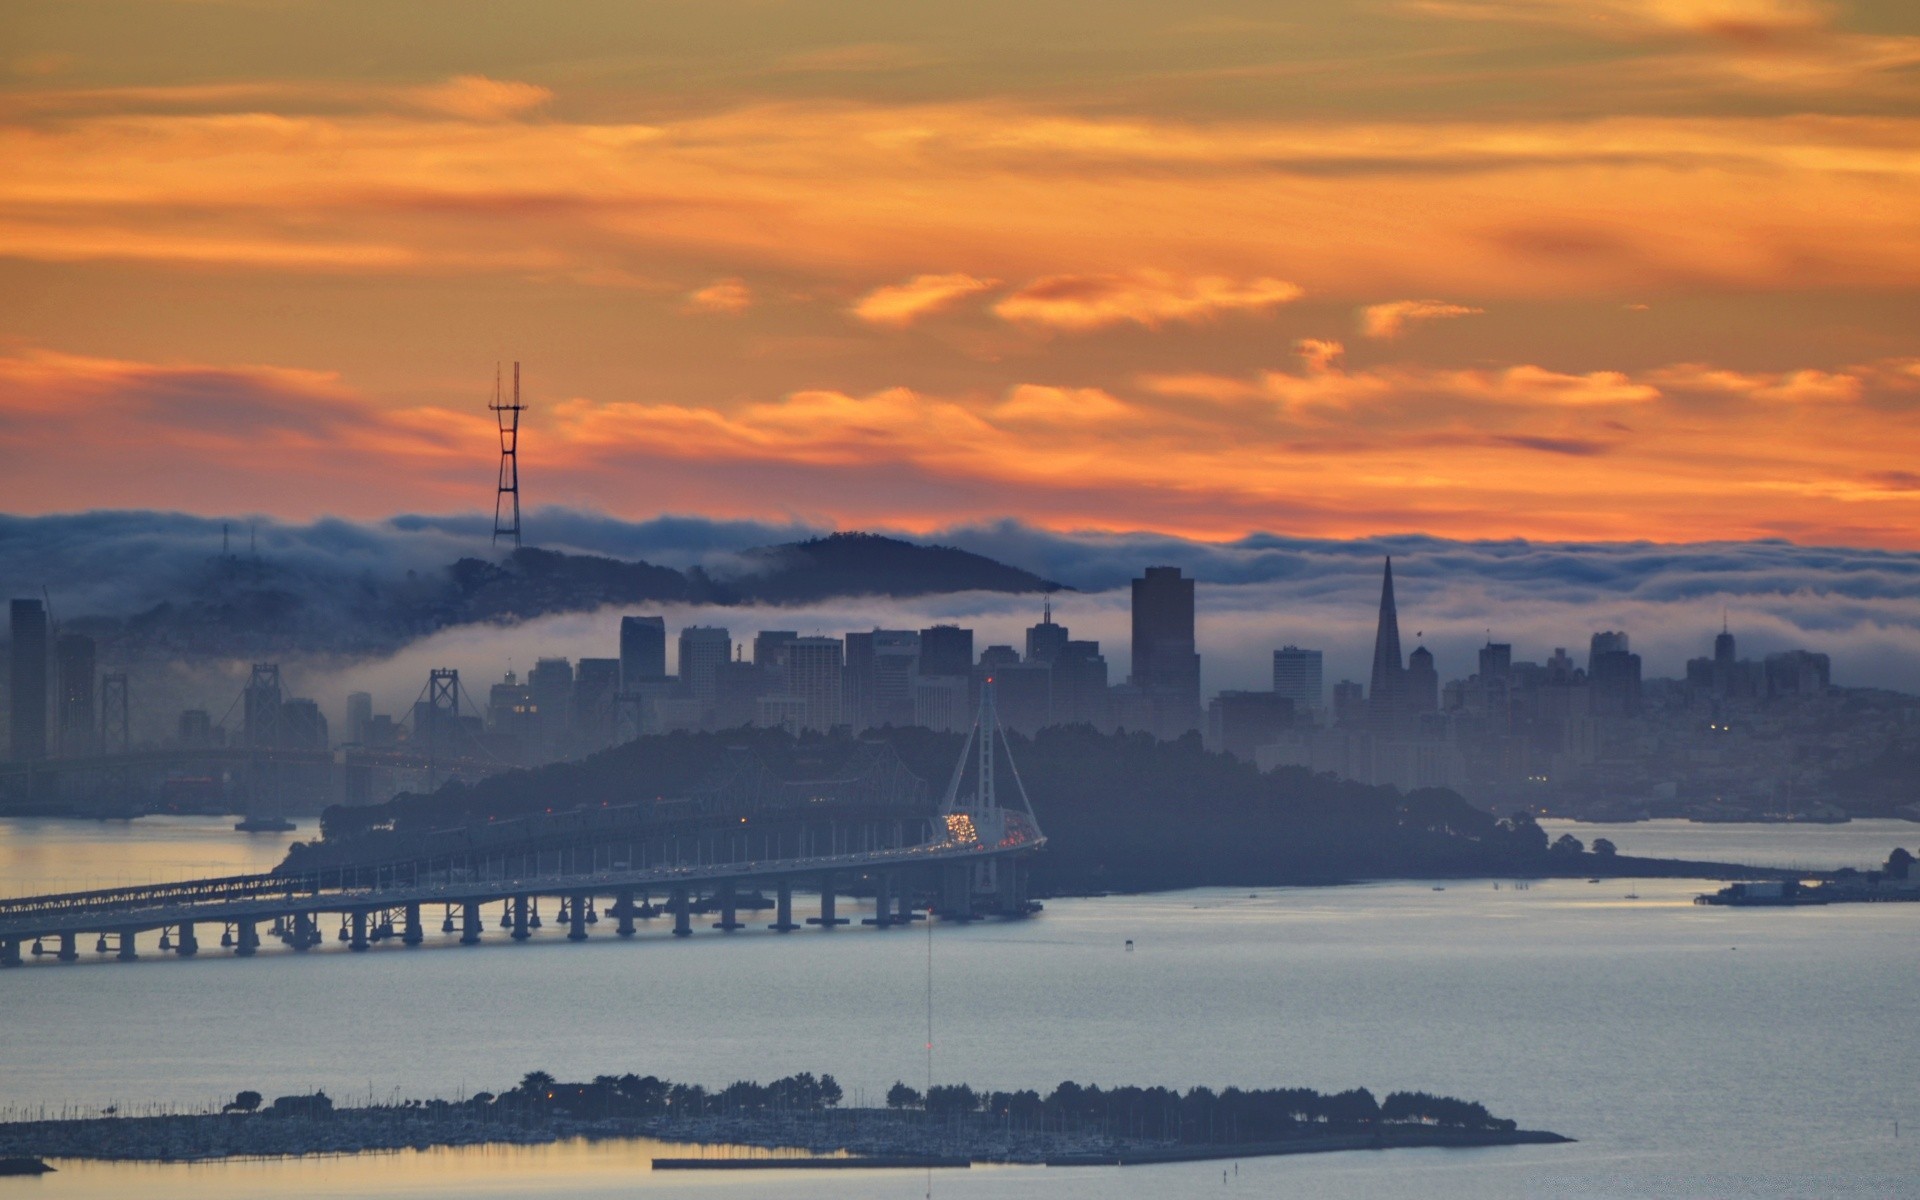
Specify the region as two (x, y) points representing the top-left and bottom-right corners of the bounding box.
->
(4, 0), (1919, 546)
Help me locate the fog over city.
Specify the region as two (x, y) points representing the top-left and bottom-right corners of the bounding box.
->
(9, 508), (1920, 728)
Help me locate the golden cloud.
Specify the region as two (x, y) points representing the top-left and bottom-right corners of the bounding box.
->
(852, 273), (998, 326)
(685, 278), (754, 314)
(993, 271), (1304, 331)
(7, 344), (1920, 544)
(1361, 299), (1485, 339)
(405, 76), (553, 121)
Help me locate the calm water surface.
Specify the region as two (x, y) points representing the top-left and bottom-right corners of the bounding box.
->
(1, 816), (1915, 1199)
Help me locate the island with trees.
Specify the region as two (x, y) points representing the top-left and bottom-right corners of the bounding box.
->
(0, 1071), (1568, 1168)
(293, 724), (1802, 892)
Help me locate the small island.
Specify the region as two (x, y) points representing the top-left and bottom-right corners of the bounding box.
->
(0, 1072), (1569, 1168)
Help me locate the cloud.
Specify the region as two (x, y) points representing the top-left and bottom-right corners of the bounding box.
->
(685, 278), (754, 314)
(992, 271), (1304, 331)
(11, 343), (1920, 551)
(1361, 299), (1484, 339)
(1645, 363), (1862, 403)
(405, 76), (553, 121)
(852, 273), (997, 327)
(992, 384), (1138, 424)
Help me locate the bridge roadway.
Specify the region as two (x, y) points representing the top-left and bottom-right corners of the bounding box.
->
(0, 812), (1042, 967)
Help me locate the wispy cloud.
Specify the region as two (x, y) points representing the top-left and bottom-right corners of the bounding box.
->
(993, 271), (1303, 331)
(685, 278), (754, 314)
(1361, 298), (1484, 338)
(852, 273), (998, 326)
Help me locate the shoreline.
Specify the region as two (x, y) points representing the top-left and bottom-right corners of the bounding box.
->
(0, 1106), (1570, 1168)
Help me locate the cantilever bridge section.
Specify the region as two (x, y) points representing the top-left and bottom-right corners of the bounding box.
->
(0, 686), (1046, 970)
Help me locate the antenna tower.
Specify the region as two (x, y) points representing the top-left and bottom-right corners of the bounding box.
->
(490, 362), (526, 547)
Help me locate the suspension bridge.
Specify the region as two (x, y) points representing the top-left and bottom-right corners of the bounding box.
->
(0, 685), (1045, 969)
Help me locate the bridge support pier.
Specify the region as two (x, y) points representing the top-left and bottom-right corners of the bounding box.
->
(292, 913), (315, 950)
(714, 882), (742, 931)
(895, 887), (915, 924)
(402, 905), (423, 946)
(176, 922), (198, 956)
(460, 902), (482, 945)
(671, 887), (692, 938)
(349, 910), (369, 952)
(236, 920), (258, 956)
(939, 865), (977, 921)
(770, 881), (798, 931)
(614, 890), (636, 937)
(807, 875), (847, 927)
(57, 932), (77, 962)
(116, 931), (137, 961)
(568, 893), (589, 942)
(865, 874), (893, 927)
(512, 895), (530, 940)
(0, 939), (19, 968)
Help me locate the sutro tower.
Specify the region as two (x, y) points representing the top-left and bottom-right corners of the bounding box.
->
(489, 362), (526, 547)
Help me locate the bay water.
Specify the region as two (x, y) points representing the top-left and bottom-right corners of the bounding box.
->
(1, 816), (1915, 1198)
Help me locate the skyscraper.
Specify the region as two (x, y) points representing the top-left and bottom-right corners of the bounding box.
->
(1131, 566), (1200, 738)
(785, 636), (845, 732)
(1405, 644), (1438, 716)
(1025, 598), (1069, 665)
(918, 625), (974, 678)
(677, 626), (731, 708)
(1367, 558), (1404, 733)
(55, 632), (96, 757)
(8, 599), (47, 761)
(619, 615), (667, 686)
(1272, 646), (1324, 714)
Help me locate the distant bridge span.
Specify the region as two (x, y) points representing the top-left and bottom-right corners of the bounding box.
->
(0, 685), (1046, 968)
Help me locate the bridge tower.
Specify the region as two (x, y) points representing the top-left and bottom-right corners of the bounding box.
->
(99, 673), (130, 756)
(938, 677), (1043, 915)
(424, 668), (459, 791)
(490, 362), (525, 548)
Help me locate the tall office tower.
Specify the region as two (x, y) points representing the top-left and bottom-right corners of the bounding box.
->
(843, 631), (877, 730)
(918, 625), (974, 678)
(1478, 642), (1512, 681)
(784, 636), (845, 732)
(1025, 598), (1069, 665)
(520, 657), (569, 756)
(1271, 646), (1324, 715)
(1588, 631), (1629, 671)
(55, 632), (96, 757)
(619, 615), (667, 687)
(574, 657), (621, 750)
(1130, 566), (1201, 738)
(870, 630), (920, 729)
(753, 630), (798, 672)
(677, 626), (732, 709)
(1367, 558), (1405, 733)
(8, 599), (48, 761)
(1714, 621), (1736, 669)
(1054, 640), (1110, 727)
(345, 691), (373, 745)
(1405, 644), (1439, 716)
(1588, 632), (1642, 717)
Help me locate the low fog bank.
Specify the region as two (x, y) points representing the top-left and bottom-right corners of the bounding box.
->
(8, 508), (1920, 737)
